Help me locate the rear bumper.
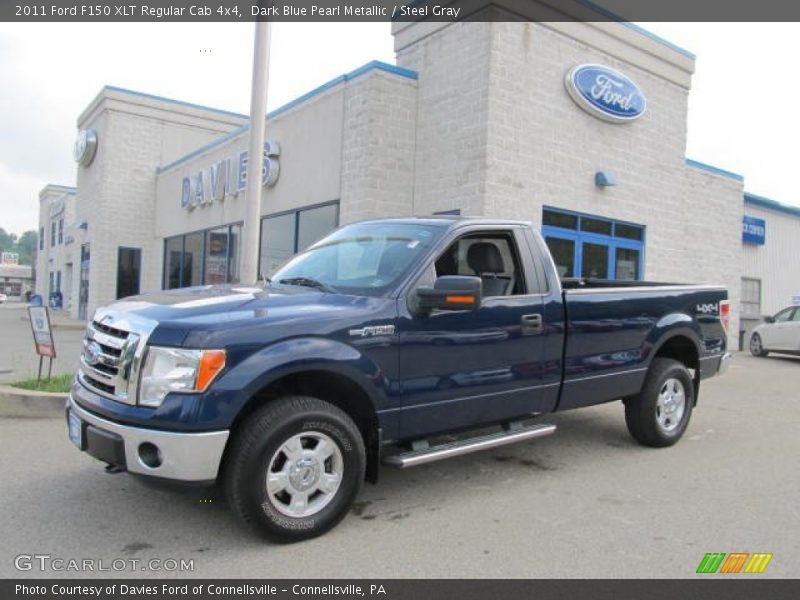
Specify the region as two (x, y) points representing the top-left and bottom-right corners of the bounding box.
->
(716, 352), (733, 376)
(67, 394), (229, 482)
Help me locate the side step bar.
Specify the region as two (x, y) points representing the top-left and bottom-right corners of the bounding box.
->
(383, 422), (556, 468)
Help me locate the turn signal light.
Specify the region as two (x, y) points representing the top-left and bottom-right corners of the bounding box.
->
(196, 350), (226, 392)
(445, 295), (476, 304)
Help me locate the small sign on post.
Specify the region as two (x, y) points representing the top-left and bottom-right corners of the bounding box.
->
(28, 305), (56, 380)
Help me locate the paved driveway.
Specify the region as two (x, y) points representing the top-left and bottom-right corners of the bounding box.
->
(0, 352), (798, 578)
(0, 302), (84, 384)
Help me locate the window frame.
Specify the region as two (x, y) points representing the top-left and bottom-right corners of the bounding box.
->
(162, 222), (243, 290)
(258, 200), (340, 277)
(406, 225), (544, 307)
(116, 246), (142, 299)
(542, 207), (645, 281)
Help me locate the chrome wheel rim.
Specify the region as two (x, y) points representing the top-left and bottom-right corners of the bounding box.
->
(750, 335), (762, 355)
(265, 431), (343, 518)
(656, 378), (686, 433)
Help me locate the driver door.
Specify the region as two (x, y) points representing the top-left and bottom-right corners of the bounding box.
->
(396, 226), (555, 439)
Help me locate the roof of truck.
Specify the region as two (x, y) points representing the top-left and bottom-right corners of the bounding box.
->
(353, 215), (533, 228)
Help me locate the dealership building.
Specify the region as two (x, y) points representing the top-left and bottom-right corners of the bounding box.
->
(36, 14), (800, 343)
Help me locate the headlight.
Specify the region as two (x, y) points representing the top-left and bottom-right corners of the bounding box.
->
(138, 347), (226, 408)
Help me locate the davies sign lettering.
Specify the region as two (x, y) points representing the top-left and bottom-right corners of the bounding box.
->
(565, 64), (646, 123)
(181, 141), (280, 210)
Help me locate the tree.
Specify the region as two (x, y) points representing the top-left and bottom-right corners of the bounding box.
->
(0, 227), (15, 252)
(16, 230), (38, 265)
(0, 227), (38, 265)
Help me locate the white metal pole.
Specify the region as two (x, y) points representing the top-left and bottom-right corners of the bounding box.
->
(240, 20), (272, 284)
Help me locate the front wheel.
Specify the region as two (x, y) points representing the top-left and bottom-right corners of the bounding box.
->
(223, 396), (365, 543)
(750, 333), (769, 357)
(624, 358), (694, 448)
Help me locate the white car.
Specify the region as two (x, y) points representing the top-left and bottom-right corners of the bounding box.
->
(750, 306), (800, 357)
(0, 293), (7, 303)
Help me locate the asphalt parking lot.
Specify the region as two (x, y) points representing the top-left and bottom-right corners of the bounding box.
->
(0, 302), (83, 384)
(0, 348), (798, 579)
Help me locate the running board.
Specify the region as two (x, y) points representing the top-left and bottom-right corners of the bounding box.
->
(383, 422), (556, 468)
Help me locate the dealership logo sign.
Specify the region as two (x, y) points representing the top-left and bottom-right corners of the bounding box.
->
(181, 141), (280, 210)
(565, 64), (646, 123)
(742, 215), (766, 245)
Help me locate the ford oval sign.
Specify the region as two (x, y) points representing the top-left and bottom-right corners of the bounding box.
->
(565, 64), (646, 123)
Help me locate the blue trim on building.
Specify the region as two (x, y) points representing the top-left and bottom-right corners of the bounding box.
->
(686, 158), (744, 182)
(104, 85), (249, 119)
(744, 193), (800, 219)
(571, 1), (695, 59)
(267, 60), (417, 120)
(157, 61), (418, 175)
(157, 125), (249, 174)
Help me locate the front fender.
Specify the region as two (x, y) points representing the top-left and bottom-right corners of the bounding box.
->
(197, 336), (391, 429)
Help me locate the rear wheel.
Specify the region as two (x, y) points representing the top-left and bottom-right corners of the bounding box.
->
(625, 358), (694, 448)
(750, 333), (769, 357)
(223, 396), (365, 543)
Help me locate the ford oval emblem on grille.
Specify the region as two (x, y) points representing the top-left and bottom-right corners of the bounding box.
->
(84, 341), (103, 366)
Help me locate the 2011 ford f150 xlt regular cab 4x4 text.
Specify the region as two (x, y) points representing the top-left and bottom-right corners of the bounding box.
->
(66, 217), (731, 542)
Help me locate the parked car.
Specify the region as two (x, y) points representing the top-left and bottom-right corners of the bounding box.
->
(750, 306), (800, 357)
(66, 217), (731, 542)
(0, 292), (7, 303)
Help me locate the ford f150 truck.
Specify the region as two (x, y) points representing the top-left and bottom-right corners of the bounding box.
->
(66, 217), (731, 542)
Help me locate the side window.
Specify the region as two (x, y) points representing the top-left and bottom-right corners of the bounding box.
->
(791, 309), (800, 322)
(434, 232), (526, 297)
(774, 308), (794, 323)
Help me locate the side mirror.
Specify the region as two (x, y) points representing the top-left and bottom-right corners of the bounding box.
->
(764, 315), (775, 324)
(416, 276), (482, 312)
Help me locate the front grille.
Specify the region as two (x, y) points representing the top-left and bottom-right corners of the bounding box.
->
(81, 374), (116, 396)
(93, 320), (130, 340)
(77, 310), (155, 405)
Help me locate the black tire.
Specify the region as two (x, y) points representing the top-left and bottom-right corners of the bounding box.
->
(749, 333), (769, 357)
(223, 396), (365, 543)
(624, 358), (694, 448)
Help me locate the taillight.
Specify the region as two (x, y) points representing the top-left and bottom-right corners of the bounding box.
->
(720, 300), (731, 332)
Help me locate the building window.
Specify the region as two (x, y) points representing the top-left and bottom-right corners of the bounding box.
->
(58, 219), (64, 244)
(39, 227), (44, 251)
(163, 223), (241, 290)
(50, 222), (56, 247)
(741, 278), (762, 320)
(259, 202), (339, 276)
(542, 208), (645, 280)
(117, 247), (142, 299)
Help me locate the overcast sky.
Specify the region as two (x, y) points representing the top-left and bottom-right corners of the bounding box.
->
(0, 21), (798, 235)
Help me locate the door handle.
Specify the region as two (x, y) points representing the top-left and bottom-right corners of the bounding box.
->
(521, 313), (543, 335)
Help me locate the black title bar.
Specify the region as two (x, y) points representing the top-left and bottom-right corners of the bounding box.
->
(3, 0), (800, 22)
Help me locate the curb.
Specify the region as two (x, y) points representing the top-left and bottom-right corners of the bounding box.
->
(0, 385), (67, 418)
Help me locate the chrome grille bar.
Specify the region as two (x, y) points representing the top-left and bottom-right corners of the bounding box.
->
(77, 308), (156, 405)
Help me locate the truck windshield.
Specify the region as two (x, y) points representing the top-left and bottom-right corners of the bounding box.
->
(270, 222), (443, 297)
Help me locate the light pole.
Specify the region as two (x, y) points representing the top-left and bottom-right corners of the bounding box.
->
(240, 20), (272, 284)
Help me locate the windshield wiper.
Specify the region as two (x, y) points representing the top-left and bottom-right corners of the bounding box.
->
(278, 277), (338, 294)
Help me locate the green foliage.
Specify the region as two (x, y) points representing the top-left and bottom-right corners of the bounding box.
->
(11, 373), (73, 393)
(0, 227), (38, 265)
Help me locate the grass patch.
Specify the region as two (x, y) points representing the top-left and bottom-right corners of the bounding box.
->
(11, 373), (73, 393)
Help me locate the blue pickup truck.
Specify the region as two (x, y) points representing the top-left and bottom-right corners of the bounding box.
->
(67, 217), (731, 541)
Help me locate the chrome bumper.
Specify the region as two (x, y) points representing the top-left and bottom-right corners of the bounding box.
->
(67, 395), (229, 482)
(717, 352), (732, 376)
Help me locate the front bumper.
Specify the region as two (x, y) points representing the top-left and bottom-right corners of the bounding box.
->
(67, 394), (229, 482)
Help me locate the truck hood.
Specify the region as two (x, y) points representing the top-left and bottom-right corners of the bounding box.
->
(103, 284), (391, 348)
